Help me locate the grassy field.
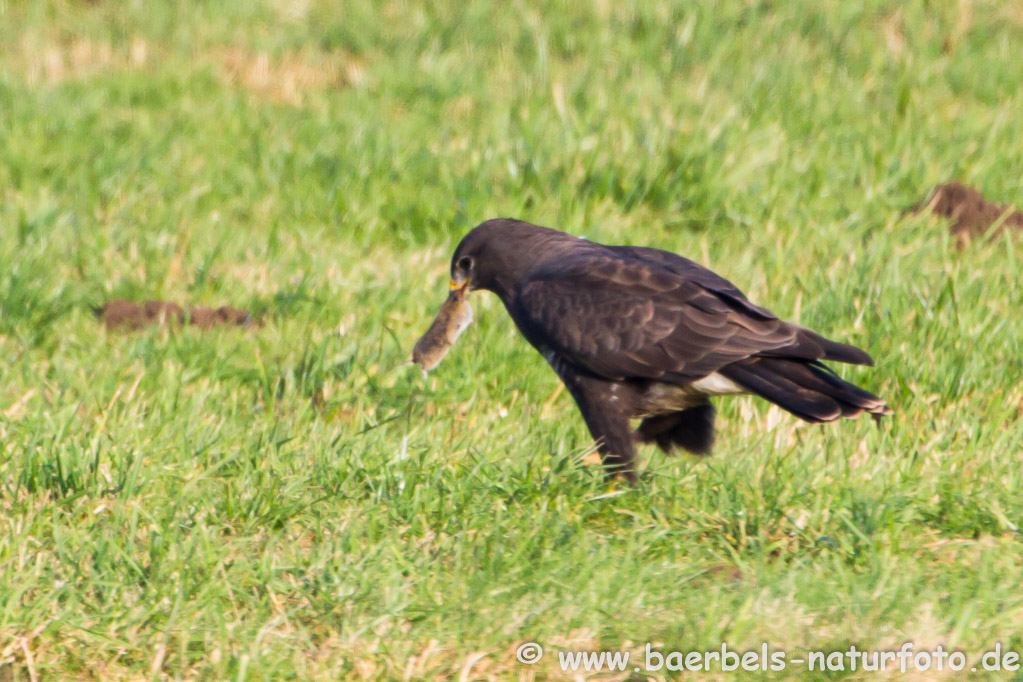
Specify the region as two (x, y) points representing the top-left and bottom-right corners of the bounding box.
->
(2, 0), (1023, 679)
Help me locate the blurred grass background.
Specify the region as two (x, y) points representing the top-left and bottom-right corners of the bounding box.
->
(1, 0), (1022, 679)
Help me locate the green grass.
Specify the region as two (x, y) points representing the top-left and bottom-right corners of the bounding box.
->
(1, 0), (1023, 679)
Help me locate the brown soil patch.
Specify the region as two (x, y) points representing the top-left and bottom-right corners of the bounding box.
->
(14, 36), (149, 84)
(212, 47), (366, 105)
(97, 300), (252, 331)
(914, 181), (1023, 243)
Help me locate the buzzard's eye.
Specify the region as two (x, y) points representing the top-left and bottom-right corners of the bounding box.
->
(457, 256), (473, 272)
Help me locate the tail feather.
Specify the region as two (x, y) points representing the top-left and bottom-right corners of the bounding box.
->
(819, 337), (874, 366)
(720, 357), (891, 423)
(762, 328), (875, 366)
(636, 403), (715, 455)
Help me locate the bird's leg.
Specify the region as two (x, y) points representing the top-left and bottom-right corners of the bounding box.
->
(596, 443), (637, 485)
(557, 369), (638, 483)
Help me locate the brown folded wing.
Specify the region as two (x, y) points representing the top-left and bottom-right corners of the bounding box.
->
(514, 253), (870, 383)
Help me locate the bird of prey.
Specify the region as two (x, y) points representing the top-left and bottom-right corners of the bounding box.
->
(444, 218), (891, 482)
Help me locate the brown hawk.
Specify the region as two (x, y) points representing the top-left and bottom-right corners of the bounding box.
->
(444, 219), (891, 481)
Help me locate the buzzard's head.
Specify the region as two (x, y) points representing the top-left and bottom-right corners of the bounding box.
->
(450, 218), (581, 299)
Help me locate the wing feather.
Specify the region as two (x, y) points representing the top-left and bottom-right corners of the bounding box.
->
(513, 252), (830, 382)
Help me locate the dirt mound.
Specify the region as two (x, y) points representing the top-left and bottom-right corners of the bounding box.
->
(97, 300), (252, 331)
(915, 182), (1023, 242)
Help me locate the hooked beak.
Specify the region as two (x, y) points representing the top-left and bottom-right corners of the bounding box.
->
(449, 274), (471, 299)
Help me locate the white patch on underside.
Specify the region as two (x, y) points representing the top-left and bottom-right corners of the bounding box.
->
(690, 372), (744, 395)
(635, 374), (746, 417)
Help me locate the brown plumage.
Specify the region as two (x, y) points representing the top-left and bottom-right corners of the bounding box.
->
(444, 218), (891, 481)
